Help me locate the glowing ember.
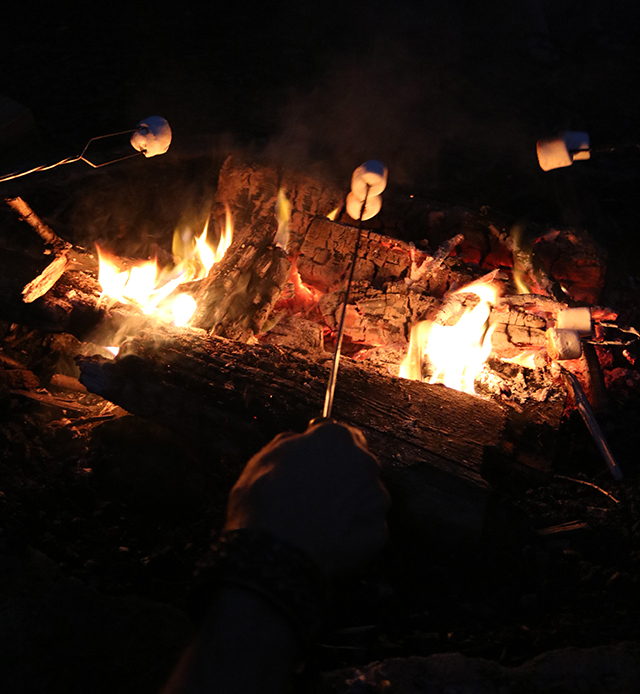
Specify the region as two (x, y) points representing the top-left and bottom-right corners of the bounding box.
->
(400, 280), (499, 395)
(97, 211), (233, 327)
(289, 261), (321, 310)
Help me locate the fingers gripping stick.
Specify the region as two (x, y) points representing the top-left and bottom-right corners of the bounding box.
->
(226, 420), (390, 577)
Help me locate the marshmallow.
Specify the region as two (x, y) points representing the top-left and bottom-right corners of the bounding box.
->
(130, 116), (172, 157)
(346, 191), (382, 221)
(556, 307), (592, 336)
(537, 131), (590, 171)
(546, 328), (582, 360)
(351, 160), (388, 200)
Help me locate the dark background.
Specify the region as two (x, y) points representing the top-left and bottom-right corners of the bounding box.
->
(1, 3), (640, 692)
(2, 1), (639, 247)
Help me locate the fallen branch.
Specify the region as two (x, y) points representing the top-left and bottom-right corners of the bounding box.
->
(554, 475), (620, 504)
(5, 197), (99, 304)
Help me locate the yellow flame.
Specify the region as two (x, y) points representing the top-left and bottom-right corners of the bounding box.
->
(171, 293), (197, 327)
(510, 222), (532, 294)
(400, 281), (499, 395)
(513, 267), (530, 295)
(327, 207), (339, 221)
(399, 321), (432, 380)
(274, 188), (291, 251)
(97, 212), (233, 327)
(195, 220), (215, 275)
(173, 212), (233, 283)
(218, 205), (234, 262)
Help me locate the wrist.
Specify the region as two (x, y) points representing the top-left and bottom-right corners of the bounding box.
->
(189, 528), (328, 662)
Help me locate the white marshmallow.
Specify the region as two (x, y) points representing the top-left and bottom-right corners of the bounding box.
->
(537, 131), (590, 171)
(556, 307), (592, 336)
(346, 191), (382, 221)
(546, 328), (582, 360)
(130, 116), (172, 157)
(351, 160), (388, 200)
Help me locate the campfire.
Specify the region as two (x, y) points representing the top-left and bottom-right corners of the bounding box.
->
(3, 147), (640, 694)
(95, 208), (233, 333)
(2, 152), (633, 552)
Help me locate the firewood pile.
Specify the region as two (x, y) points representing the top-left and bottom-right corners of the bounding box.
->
(2, 153), (640, 692)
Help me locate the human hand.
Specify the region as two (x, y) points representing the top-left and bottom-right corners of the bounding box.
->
(224, 421), (389, 578)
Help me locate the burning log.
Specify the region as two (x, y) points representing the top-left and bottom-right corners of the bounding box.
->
(77, 324), (564, 550)
(191, 225), (292, 341)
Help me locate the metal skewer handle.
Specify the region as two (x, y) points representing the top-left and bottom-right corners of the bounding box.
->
(320, 159), (388, 420)
(322, 186), (370, 420)
(0, 116), (171, 184)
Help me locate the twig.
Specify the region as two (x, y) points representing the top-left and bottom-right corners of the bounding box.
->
(554, 474), (620, 504)
(5, 197), (98, 303)
(407, 233), (464, 291)
(5, 197), (70, 251)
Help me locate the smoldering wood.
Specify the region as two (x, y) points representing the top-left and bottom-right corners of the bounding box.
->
(212, 156), (472, 294)
(499, 294), (567, 313)
(191, 219), (292, 340)
(77, 324), (564, 549)
(534, 229), (607, 305)
(214, 155), (344, 251)
(406, 233), (465, 291)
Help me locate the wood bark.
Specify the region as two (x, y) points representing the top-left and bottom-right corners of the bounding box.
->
(191, 218), (292, 340)
(77, 324), (564, 550)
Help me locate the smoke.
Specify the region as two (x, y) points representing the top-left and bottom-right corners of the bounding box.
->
(62, 152), (226, 260)
(263, 6), (537, 207)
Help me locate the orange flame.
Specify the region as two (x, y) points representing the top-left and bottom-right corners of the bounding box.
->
(400, 280), (499, 395)
(97, 212), (233, 327)
(327, 207), (339, 221)
(274, 189), (291, 251)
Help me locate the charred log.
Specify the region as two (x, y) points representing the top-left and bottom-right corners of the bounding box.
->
(191, 221), (291, 340)
(77, 325), (564, 550)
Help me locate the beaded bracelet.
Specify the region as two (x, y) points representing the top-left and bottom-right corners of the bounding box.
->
(189, 528), (328, 650)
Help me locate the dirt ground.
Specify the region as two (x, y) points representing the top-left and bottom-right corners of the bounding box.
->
(2, 2), (640, 693)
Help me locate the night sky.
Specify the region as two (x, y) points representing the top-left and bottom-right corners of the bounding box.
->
(2, 2), (639, 261)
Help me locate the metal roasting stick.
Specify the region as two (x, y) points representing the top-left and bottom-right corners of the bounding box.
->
(0, 129), (145, 184)
(562, 368), (623, 481)
(321, 185), (370, 420)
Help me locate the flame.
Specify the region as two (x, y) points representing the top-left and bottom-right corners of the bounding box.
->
(399, 321), (432, 380)
(400, 280), (499, 395)
(171, 293), (197, 327)
(509, 223), (534, 294)
(216, 205), (234, 264)
(327, 207), (339, 221)
(274, 188), (291, 251)
(172, 210), (233, 282)
(97, 212), (233, 327)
